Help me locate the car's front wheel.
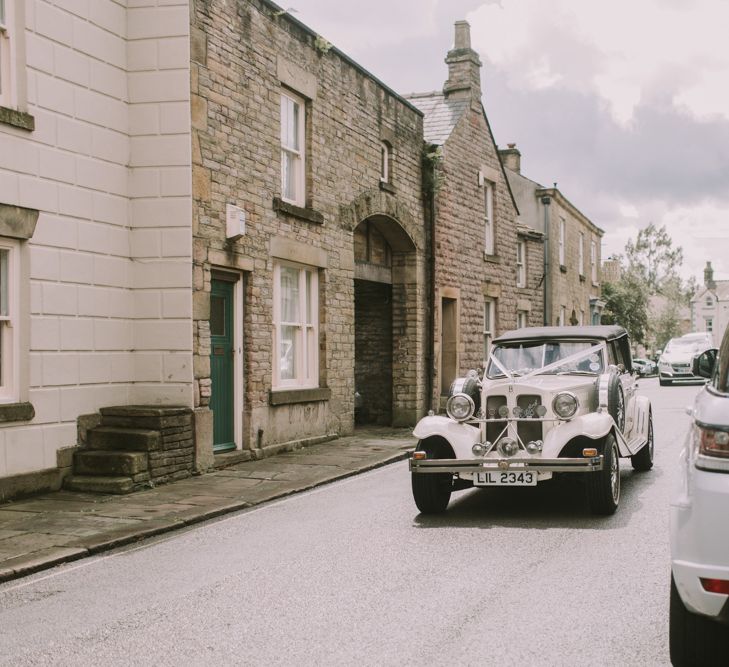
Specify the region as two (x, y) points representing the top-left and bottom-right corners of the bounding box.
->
(411, 437), (453, 514)
(631, 410), (654, 471)
(587, 433), (620, 515)
(670, 574), (729, 665)
(412, 472), (452, 514)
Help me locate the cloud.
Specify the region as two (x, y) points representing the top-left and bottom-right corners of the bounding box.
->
(468, 0), (729, 125)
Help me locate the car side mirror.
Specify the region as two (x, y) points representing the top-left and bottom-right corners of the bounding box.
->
(692, 349), (718, 379)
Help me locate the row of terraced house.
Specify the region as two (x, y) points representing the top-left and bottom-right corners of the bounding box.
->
(0, 0), (603, 500)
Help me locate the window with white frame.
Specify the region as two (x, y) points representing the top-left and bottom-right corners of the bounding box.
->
(706, 296), (713, 307)
(0, 0), (13, 108)
(0, 238), (18, 401)
(706, 317), (713, 333)
(578, 232), (585, 276)
(483, 298), (496, 360)
(590, 240), (597, 282)
(280, 90), (306, 206)
(380, 141), (391, 183)
(516, 240), (526, 287)
(558, 216), (566, 266)
(517, 310), (528, 329)
(273, 261), (318, 389)
(483, 180), (494, 255)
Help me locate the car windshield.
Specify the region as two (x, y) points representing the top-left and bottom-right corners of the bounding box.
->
(665, 339), (703, 353)
(487, 340), (605, 378)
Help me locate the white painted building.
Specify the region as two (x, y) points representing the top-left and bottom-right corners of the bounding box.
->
(0, 0), (192, 496)
(691, 262), (729, 345)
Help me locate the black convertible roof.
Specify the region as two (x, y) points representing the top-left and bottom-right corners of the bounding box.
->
(494, 325), (628, 344)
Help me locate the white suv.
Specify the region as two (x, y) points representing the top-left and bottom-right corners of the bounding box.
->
(670, 325), (729, 663)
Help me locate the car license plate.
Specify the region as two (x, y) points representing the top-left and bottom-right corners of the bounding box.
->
(474, 471), (537, 486)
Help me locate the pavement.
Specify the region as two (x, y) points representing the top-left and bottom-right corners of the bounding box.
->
(0, 427), (415, 583)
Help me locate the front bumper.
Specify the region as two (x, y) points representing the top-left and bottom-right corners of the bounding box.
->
(410, 455), (603, 474)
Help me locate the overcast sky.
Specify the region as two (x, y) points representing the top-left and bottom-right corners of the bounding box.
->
(287, 0), (729, 283)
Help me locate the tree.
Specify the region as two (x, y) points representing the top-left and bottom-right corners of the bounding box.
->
(601, 272), (650, 344)
(624, 223), (683, 295)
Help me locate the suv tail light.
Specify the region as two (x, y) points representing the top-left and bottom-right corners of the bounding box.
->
(700, 578), (729, 595)
(698, 426), (729, 459)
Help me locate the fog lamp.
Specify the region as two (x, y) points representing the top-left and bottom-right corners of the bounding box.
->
(497, 437), (519, 457)
(513, 406), (523, 418)
(498, 405), (509, 418)
(472, 443), (485, 457)
(536, 405), (547, 417)
(527, 440), (543, 454)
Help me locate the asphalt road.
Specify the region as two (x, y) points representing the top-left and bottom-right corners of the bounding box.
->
(0, 377), (704, 666)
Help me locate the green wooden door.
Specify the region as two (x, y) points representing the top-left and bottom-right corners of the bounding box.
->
(210, 280), (235, 452)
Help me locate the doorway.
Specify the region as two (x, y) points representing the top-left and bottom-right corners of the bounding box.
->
(210, 278), (236, 452)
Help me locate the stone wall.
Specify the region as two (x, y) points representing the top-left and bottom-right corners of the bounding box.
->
(354, 280), (393, 425)
(544, 192), (602, 325)
(190, 0), (426, 451)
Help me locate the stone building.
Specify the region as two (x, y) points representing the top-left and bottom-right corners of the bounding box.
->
(190, 0), (428, 456)
(405, 22), (544, 407)
(0, 0), (194, 499)
(501, 146), (604, 326)
(0, 2), (544, 500)
(691, 262), (729, 343)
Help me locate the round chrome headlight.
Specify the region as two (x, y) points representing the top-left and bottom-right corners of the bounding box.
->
(446, 393), (475, 422)
(552, 392), (579, 419)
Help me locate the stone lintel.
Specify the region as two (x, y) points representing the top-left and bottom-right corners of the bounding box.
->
(277, 57), (318, 99)
(270, 235), (328, 268)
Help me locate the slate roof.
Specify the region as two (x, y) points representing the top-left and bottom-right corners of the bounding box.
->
(692, 281), (729, 302)
(403, 92), (470, 145)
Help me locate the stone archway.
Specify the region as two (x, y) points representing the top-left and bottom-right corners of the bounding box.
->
(343, 190), (426, 427)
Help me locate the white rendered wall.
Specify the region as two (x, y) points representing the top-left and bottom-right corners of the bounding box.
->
(0, 0), (192, 478)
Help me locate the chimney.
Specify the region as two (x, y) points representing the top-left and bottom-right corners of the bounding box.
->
(704, 261), (717, 290)
(443, 20), (482, 100)
(499, 143), (521, 173)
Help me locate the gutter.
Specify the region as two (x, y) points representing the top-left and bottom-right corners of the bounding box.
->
(541, 195), (551, 325)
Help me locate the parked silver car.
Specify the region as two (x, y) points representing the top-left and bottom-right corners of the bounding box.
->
(659, 333), (714, 386)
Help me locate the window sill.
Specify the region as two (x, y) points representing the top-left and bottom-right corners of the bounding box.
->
(0, 401), (35, 423)
(269, 387), (331, 406)
(273, 197), (324, 225)
(379, 181), (396, 194)
(559, 264), (567, 273)
(0, 107), (35, 132)
(483, 252), (500, 264)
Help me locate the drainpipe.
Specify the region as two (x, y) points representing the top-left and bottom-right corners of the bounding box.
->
(426, 160), (437, 414)
(541, 195), (551, 325)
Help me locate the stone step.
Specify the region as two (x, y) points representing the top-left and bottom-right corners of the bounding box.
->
(87, 427), (160, 452)
(74, 450), (149, 477)
(64, 475), (134, 495)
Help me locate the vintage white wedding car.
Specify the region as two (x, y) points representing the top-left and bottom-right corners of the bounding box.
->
(410, 325), (654, 515)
